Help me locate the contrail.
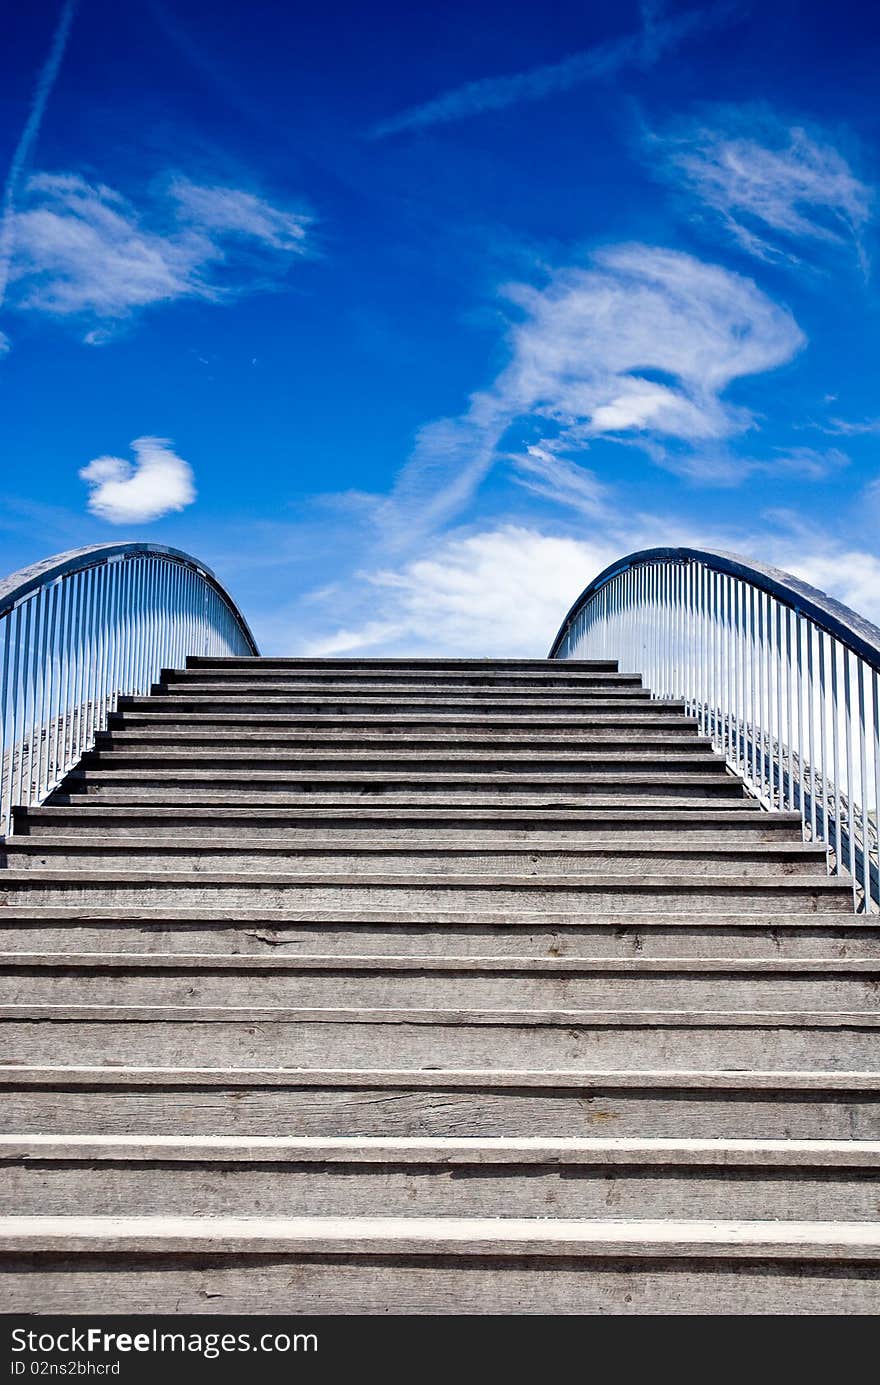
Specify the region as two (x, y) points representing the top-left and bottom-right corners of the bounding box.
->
(0, 0), (78, 309)
(369, 1), (741, 139)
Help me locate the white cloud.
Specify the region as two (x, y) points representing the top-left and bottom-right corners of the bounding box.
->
(377, 243), (804, 543)
(0, 329), (9, 355)
(304, 525), (619, 658)
(369, 1), (732, 137)
(651, 109), (872, 267)
(79, 436), (196, 523)
(5, 171), (311, 335)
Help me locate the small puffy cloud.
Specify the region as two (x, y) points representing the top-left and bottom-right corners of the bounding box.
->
(649, 108), (872, 267)
(6, 171), (311, 336)
(79, 436), (196, 523)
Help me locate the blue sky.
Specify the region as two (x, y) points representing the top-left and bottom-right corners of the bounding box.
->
(1, 0), (879, 655)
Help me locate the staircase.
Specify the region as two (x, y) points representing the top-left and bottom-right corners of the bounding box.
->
(0, 656), (878, 1314)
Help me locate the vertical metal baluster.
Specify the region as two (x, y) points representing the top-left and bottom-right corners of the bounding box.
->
(107, 561), (121, 717)
(80, 566), (94, 751)
(747, 584), (756, 792)
(756, 591), (766, 804)
(93, 563), (108, 741)
(87, 565), (102, 746)
(699, 563), (708, 737)
(733, 579), (742, 774)
(712, 570), (720, 753)
(857, 659), (869, 911)
(830, 640), (842, 877)
(818, 631), (828, 867)
(124, 557), (135, 694)
(63, 573), (78, 771)
(7, 603), (22, 808)
(27, 590), (47, 806)
(872, 669), (880, 911)
(40, 582), (59, 798)
(0, 612), (11, 833)
(843, 650), (855, 901)
(51, 579), (68, 791)
(794, 614), (804, 833)
(14, 598), (33, 809)
(784, 607), (793, 811)
(814, 628), (820, 842)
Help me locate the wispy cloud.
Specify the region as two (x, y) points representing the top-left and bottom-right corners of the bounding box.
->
(509, 447), (613, 517)
(79, 436), (196, 523)
(6, 171), (311, 338)
(0, 0), (77, 312)
(376, 243), (804, 545)
(649, 106), (872, 268)
(369, 1), (736, 138)
(821, 415), (880, 436)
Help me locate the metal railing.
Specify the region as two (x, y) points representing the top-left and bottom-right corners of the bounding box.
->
(550, 547), (880, 912)
(0, 543), (258, 834)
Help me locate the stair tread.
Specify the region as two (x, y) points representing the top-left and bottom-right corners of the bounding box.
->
(5, 836), (823, 854)
(1, 1003), (875, 1025)
(5, 1133), (880, 1166)
(2, 1215), (880, 1259)
(2, 1064), (877, 1088)
(0, 906), (866, 925)
(0, 870), (845, 887)
(2, 951), (870, 972)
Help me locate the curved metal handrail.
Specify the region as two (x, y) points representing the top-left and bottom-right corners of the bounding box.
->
(550, 546), (880, 668)
(0, 543), (258, 833)
(550, 546), (880, 911)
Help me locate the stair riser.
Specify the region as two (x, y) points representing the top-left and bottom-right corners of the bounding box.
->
(2, 1019), (877, 1067)
(1, 848), (828, 877)
(125, 698), (656, 715)
(3, 1086), (879, 1140)
(3, 1258), (879, 1315)
(1, 922), (873, 959)
(162, 676), (644, 691)
(0, 971), (873, 1011)
(115, 711), (697, 728)
(158, 674), (643, 689)
(179, 659), (619, 671)
(85, 753), (722, 773)
(11, 820), (805, 846)
(0, 881), (849, 912)
(101, 730), (708, 749)
(61, 784), (747, 805)
(4, 1164), (878, 1221)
